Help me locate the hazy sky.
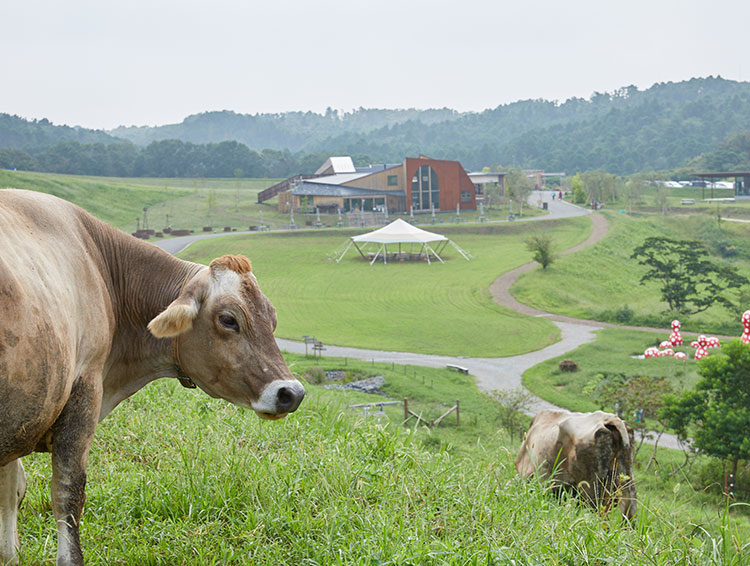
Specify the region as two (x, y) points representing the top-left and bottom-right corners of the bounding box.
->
(2, 0), (747, 130)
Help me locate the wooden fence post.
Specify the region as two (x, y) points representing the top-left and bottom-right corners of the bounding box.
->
(403, 398), (409, 426)
(456, 399), (460, 426)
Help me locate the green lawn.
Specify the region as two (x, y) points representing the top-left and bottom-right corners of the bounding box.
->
(512, 211), (750, 335)
(16, 353), (748, 565)
(177, 218), (592, 357)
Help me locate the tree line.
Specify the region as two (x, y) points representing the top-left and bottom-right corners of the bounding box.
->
(0, 139), (346, 179)
(4, 77), (750, 177)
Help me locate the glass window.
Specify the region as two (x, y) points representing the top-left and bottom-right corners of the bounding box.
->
(387, 175), (398, 186)
(410, 165), (440, 210)
(461, 190), (472, 202)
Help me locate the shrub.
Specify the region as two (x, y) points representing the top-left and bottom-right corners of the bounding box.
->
(573, 186), (587, 204)
(559, 360), (578, 372)
(614, 304), (634, 324)
(305, 366), (325, 384)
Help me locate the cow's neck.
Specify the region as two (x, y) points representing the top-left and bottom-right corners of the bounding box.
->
(84, 217), (204, 419)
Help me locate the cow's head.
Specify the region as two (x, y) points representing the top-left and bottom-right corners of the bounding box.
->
(147, 254), (304, 419)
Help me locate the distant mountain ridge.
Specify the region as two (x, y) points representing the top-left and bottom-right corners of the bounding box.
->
(0, 113), (120, 148)
(109, 107), (462, 149)
(2, 77), (750, 175)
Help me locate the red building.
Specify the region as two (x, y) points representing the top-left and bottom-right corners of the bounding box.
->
(266, 155), (477, 214)
(404, 156), (477, 212)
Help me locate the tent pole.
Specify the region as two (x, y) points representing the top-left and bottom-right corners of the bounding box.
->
(421, 244), (430, 265)
(426, 243), (445, 264)
(335, 240), (354, 263)
(370, 244), (384, 266)
(449, 240), (471, 260)
(353, 241), (367, 260)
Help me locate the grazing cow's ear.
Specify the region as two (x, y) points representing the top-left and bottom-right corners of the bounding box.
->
(148, 278), (203, 338)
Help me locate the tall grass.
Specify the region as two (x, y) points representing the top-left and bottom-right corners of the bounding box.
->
(16, 355), (749, 564)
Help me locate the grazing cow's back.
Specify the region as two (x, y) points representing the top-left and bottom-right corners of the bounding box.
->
(0, 189), (304, 565)
(515, 409), (636, 519)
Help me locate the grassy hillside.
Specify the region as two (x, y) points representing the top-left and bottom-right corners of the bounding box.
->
(0, 170), (527, 235)
(176, 218), (592, 357)
(16, 354), (749, 564)
(0, 169), (189, 228)
(512, 211), (750, 335)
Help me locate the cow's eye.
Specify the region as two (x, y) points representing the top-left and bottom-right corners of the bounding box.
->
(218, 314), (240, 332)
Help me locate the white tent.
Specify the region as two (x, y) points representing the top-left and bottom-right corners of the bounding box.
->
(336, 218), (471, 265)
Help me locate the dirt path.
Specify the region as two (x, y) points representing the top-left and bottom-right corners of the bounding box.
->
(489, 213), (611, 323)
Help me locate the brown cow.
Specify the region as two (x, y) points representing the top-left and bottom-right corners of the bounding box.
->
(0, 189), (305, 565)
(515, 409), (636, 519)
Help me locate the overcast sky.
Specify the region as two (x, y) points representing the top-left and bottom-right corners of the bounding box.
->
(2, 0), (747, 131)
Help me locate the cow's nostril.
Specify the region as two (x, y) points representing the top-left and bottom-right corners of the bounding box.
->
(275, 384), (305, 413)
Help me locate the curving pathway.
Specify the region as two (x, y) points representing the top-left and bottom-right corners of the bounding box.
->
(154, 192), (685, 449)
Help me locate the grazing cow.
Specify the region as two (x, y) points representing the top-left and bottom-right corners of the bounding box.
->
(0, 189), (305, 565)
(515, 409), (636, 519)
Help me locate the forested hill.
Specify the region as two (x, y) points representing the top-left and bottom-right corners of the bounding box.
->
(0, 113), (119, 148)
(307, 77), (750, 173)
(110, 108), (462, 149)
(2, 77), (750, 176)
(107, 77), (750, 174)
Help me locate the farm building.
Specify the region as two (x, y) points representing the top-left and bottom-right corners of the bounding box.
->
(263, 155), (478, 214)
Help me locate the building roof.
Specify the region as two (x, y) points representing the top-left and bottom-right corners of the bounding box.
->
(694, 171), (750, 178)
(315, 156), (356, 175)
(291, 181), (406, 198)
(307, 172), (373, 185)
(467, 172), (507, 183)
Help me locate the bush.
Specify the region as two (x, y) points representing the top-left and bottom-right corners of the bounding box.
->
(614, 304), (634, 324)
(559, 360), (578, 372)
(573, 186), (587, 204)
(305, 366), (326, 384)
(694, 458), (750, 498)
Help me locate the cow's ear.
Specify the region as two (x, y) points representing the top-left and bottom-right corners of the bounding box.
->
(148, 276), (203, 338)
(148, 297), (199, 338)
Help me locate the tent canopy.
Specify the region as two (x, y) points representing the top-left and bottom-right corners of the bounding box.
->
(351, 218), (447, 244)
(336, 218), (471, 265)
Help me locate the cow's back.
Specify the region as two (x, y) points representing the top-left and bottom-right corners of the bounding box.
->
(0, 189), (113, 464)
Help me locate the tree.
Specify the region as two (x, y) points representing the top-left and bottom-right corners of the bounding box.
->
(661, 339), (750, 484)
(570, 174), (587, 204)
(505, 167), (534, 216)
(491, 388), (534, 442)
(595, 373), (673, 464)
(525, 234), (556, 269)
(631, 237), (749, 314)
(623, 176), (645, 214)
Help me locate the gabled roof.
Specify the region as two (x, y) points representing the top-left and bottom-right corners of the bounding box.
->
(352, 218), (448, 244)
(315, 156), (356, 175)
(307, 172), (372, 185)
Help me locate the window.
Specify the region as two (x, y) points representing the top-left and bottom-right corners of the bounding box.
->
(387, 175), (398, 186)
(461, 190), (472, 203)
(411, 165), (439, 210)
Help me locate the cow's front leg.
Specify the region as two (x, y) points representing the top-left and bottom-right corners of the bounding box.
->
(0, 459), (26, 565)
(49, 377), (102, 566)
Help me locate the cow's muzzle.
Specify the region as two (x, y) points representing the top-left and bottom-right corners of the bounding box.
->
(252, 379), (305, 418)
